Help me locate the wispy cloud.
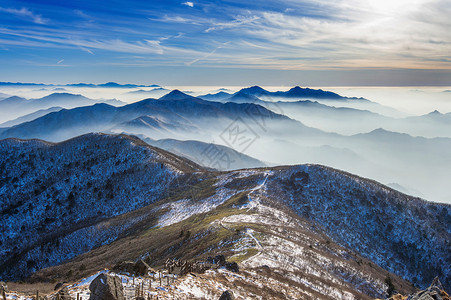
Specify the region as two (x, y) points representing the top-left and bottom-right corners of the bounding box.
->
(74, 9), (90, 19)
(0, 7), (48, 24)
(57, 59), (64, 64)
(182, 2), (194, 8)
(0, 0), (449, 72)
(79, 46), (94, 55)
(205, 15), (260, 33)
(0, 27), (166, 55)
(151, 15), (202, 25)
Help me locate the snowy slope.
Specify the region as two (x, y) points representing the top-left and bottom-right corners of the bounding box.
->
(1, 133), (450, 298)
(0, 133), (203, 280)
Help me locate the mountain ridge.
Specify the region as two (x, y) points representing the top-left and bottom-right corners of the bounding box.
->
(0, 133), (449, 297)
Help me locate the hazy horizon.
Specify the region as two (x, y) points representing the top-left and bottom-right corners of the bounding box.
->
(1, 83), (450, 115)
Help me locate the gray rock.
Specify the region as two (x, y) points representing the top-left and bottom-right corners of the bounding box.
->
(88, 274), (125, 300)
(219, 290), (234, 300)
(113, 260), (150, 276)
(112, 261), (135, 274)
(134, 260), (150, 276)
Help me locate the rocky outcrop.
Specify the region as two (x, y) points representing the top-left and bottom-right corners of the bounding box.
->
(134, 260), (151, 276)
(385, 277), (450, 300)
(112, 260), (151, 276)
(88, 274), (125, 300)
(407, 277), (450, 300)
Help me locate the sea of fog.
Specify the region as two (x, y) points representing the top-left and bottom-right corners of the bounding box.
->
(1, 85), (450, 116)
(1, 84), (451, 204)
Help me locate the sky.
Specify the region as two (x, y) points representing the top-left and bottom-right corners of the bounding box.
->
(0, 0), (450, 86)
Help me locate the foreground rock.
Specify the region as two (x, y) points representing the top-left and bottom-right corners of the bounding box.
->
(219, 290), (234, 300)
(89, 274), (125, 300)
(384, 277), (450, 300)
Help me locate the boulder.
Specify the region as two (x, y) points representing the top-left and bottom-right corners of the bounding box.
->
(113, 260), (150, 276)
(112, 261), (135, 274)
(215, 255), (226, 266)
(219, 290), (234, 300)
(89, 274), (125, 300)
(225, 262), (239, 273)
(134, 260), (150, 276)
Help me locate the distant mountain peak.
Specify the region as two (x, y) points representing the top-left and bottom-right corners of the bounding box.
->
(428, 110), (441, 115)
(230, 91), (261, 101)
(159, 89), (195, 101)
(197, 91), (232, 101)
(238, 86), (270, 96)
(285, 86), (343, 99)
(2, 95), (27, 102)
(40, 92), (85, 98)
(103, 82), (120, 86)
(289, 86), (304, 91)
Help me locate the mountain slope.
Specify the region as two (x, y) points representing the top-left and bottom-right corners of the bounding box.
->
(0, 104), (123, 141)
(0, 93), (124, 123)
(1, 134), (449, 298)
(0, 106), (64, 128)
(0, 133), (204, 280)
(143, 137), (267, 170)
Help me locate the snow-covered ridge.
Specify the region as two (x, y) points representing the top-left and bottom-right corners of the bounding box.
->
(1, 133), (449, 296)
(0, 133), (201, 280)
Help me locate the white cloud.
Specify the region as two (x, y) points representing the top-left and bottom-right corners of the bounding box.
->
(74, 9), (90, 19)
(182, 2), (194, 7)
(0, 7), (47, 24)
(205, 15), (260, 33)
(1, 0), (449, 71)
(79, 47), (95, 55)
(152, 15), (201, 24)
(57, 59), (64, 64)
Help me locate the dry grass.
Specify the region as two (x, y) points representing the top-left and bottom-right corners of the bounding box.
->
(30, 190), (252, 283)
(6, 281), (55, 295)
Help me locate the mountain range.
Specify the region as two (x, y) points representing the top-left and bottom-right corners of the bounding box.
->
(0, 81), (160, 88)
(1, 89), (450, 202)
(0, 93), (125, 123)
(0, 133), (449, 299)
(1, 84), (451, 298)
(199, 86), (404, 117)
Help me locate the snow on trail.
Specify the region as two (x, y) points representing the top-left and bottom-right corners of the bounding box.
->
(245, 228), (263, 250)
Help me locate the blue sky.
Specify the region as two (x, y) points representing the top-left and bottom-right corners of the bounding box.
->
(0, 0), (450, 85)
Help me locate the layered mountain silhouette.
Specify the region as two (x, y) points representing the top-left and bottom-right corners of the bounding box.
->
(200, 86), (404, 117)
(0, 93), (125, 123)
(1, 89), (451, 202)
(0, 90), (316, 142)
(0, 106), (64, 128)
(141, 136), (266, 170)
